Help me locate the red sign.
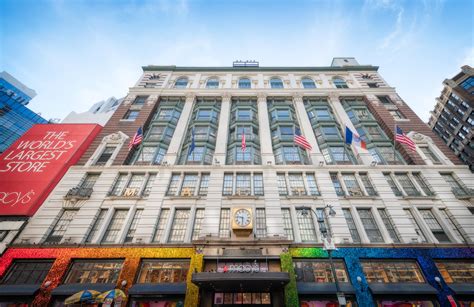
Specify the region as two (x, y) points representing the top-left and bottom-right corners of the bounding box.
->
(0, 124), (101, 216)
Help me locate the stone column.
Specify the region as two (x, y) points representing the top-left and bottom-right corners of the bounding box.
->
(164, 93), (195, 165)
(292, 93), (325, 164)
(257, 93), (275, 164)
(328, 93), (373, 165)
(214, 93), (232, 165)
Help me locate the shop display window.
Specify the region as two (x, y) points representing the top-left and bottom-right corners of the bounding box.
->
(137, 260), (189, 284)
(300, 300), (356, 307)
(214, 292), (271, 305)
(361, 260), (425, 283)
(435, 261), (474, 283)
(294, 260), (349, 282)
(131, 301), (184, 307)
(64, 260), (123, 284)
(376, 300), (436, 307)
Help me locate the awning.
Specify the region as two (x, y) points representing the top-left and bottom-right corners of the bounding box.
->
(192, 272), (290, 291)
(448, 283), (474, 295)
(128, 283), (186, 295)
(0, 284), (40, 296)
(369, 283), (437, 295)
(297, 282), (355, 295)
(51, 283), (115, 296)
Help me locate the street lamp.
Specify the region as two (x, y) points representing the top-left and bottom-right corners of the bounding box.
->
(301, 205), (346, 307)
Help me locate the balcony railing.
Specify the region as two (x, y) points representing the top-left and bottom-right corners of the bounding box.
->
(64, 187), (93, 200)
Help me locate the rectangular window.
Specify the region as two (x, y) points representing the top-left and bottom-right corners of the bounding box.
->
(109, 174), (128, 196)
(357, 209), (384, 243)
(253, 173), (264, 196)
(142, 174), (156, 197)
(296, 209), (317, 242)
(80, 173), (100, 189)
(404, 209), (427, 243)
(294, 260), (348, 282)
(95, 146), (115, 166)
(223, 173), (234, 196)
(45, 209), (78, 243)
(125, 209), (143, 243)
(306, 173), (320, 196)
(153, 209), (170, 242)
(255, 209), (267, 238)
(282, 209), (294, 241)
(126, 174), (145, 195)
(439, 209), (463, 242)
(166, 174), (181, 196)
(395, 173), (421, 196)
(360, 173), (377, 196)
(236, 109), (252, 121)
(412, 173), (434, 196)
(378, 209), (400, 243)
(330, 173), (345, 196)
(277, 173), (288, 196)
(137, 260), (189, 284)
(219, 209), (231, 238)
(343, 209), (361, 243)
(2, 261), (53, 285)
(441, 173), (468, 196)
(361, 260), (425, 283)
(123, 110), (140, 120)
(288, 173), (306, 196)
(102, 209), (129, 243)
(168, 209), (190, 243)
(236, 173), (251, 195)
(198, 173), (210, 196)
(85, 209), (108, 243)
(377, 96), (394, 105)
(133, 96), (147, 105)
(342, 173), (363, 196)
(181, 174), (198, 196)
(384, 173), (403, 196)
(436, 261), (474, 283)
(419, 209), (451, 243)
(192, 209), (205, 240)
(420, 146), (441, 164)
(65, 260), (123, 284)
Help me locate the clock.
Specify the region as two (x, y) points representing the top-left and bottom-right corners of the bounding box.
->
(231, 208), (253, 236)
(234, 209), (251, 227)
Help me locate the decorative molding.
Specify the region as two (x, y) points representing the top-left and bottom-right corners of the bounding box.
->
(328, 92), (339, 101)
(408, 132), (433, 144)
(146, 95), (159, 106)
(257, 92), (267, 100)
(123, 94), (136, 105)
(103, 131), (129, 143)
(292, 92), (303, 100)
(185, 93), (196, 101)
(222, 92), (232, 100)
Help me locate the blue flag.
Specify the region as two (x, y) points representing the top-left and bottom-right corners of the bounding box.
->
(345, 126), (353, 145)
(188, 127), (195, 155)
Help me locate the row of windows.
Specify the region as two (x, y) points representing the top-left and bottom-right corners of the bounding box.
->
(171, 76), (351, 89)
(3, 258), (472, 287)
(77, 170), (468, 202)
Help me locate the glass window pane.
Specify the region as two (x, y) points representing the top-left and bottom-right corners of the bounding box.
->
(168, 209), (190, 242)
(357, 209), (384, 243)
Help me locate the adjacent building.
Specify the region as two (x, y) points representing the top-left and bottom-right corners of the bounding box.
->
(428, 65), (474, 171)
(1, 59), (473, 306)
(62, 96), (123, 126)
(0, 71), (48, 153)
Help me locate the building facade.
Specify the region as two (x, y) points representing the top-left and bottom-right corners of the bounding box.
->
(428, 65), (474, 171)
(62, 96), (124, 126)
(0, 71), (48, 153)
(1, 59), (473, 307)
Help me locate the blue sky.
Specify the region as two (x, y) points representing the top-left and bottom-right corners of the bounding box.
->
(1, 0), (473, 121)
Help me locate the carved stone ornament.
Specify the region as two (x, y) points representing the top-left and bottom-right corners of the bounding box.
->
(328, 92), (339, 101)
(408, 132), (432, 144)
(146, 95), (159, 105)
(123, 94), (137, 105)
(222, 92), (232, 100)
(186, 93), (196, 101)
(103, 131), (129, 143)
(292, 92), (303, 100)
(257, 92), (267, 100)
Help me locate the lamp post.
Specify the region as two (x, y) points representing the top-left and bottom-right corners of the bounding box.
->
(302, 205), (346, 307)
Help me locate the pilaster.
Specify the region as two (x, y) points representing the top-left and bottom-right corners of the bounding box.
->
(257, 93), (275, 164)
(214, 93), (232, 165)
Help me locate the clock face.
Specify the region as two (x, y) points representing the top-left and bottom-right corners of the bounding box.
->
(234, 209), (251, 227)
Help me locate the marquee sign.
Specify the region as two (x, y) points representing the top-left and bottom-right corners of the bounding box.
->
(0, 124), (101, 216)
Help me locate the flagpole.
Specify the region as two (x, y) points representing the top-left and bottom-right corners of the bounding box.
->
(393, 124), (397, 165)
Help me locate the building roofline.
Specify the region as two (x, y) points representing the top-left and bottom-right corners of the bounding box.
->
(142, 65), (379, 72)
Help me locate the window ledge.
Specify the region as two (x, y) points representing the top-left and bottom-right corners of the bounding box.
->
(394, 118), (410, 122)
(119, 119), (136, 122)
(225, 195), (261, 200)
(344, 195), (378, 200)
(285, 195), (319, 199)
(106, 196), (143, 200)
(167, 196), (202, 200)
(402, 195), (437, 200)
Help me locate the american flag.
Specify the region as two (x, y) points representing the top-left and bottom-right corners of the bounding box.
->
(241, 132), (246, 152)
(128, 127), (143, 151)
(395, 126), (416, 151)
(294, 128), (312, 150)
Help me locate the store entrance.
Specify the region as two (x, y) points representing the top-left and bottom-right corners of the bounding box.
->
(212, 292), (273, 306)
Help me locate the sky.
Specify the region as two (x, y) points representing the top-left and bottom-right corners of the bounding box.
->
(0, 0), (473, 122)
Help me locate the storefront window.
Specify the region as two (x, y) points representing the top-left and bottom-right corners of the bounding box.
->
(300, 299), (356, 307)
(64, 260), (123, 284)
(376, 300), (435, 307)
(137, 260), (189, 283)
(293, 260), (348, 282)
(2, 260), (53, 285)
(361, 260), (425, 283)
(436, 261), (474, 283)
(131, 300), (184, 307)
(214, 292), (271, 305)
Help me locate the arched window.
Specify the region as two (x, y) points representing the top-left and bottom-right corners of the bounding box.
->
(238, 78), (251, 89)
(270, 77), (284, 89)
(333, 77), (348, 89)
(301, 77), (316, 88)
(206, 77), (219, 89)
(174, 77), (188, 89)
